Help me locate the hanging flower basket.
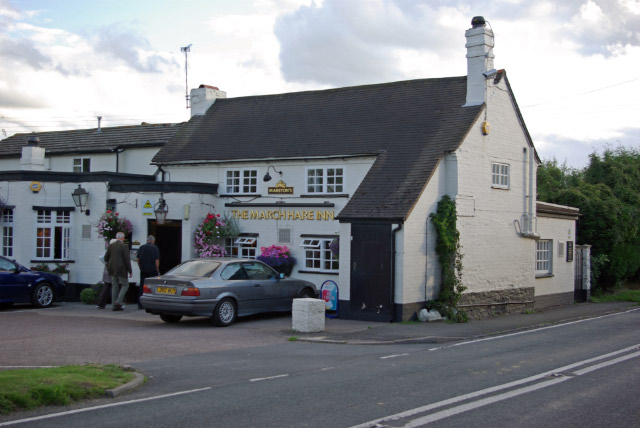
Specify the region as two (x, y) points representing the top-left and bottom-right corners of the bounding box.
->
(257, 245), (296, 276)
(96, 211), (133, 242)
(194, 213), (227, 258)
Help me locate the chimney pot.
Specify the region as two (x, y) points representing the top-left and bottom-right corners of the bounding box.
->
(471, 16), (486, 28)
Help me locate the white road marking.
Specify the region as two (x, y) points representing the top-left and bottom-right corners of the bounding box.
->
(380, 353), (409, 360)
(573, 350), (640, 376)
(349, 344), (640, 428)
(0, 387), (212, 426)
(320, 367), (335, 371)
(249, 374), (289, 382)
(425, 308), (640, 353)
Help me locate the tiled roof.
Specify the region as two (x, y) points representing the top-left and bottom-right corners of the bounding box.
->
(536, 201), (580, 219)
(0, 123), (184, 158)
(153, 77), (483, 220)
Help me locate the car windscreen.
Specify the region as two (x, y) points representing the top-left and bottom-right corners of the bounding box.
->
(166, 261), (221, 278)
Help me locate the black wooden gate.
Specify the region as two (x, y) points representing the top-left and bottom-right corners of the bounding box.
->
(574, 247), (586, 302)
(350, 223), (393, 321)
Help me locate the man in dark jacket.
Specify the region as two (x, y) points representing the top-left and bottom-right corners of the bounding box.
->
(104, 231), (132, 311)
(136, 235), (160, 309)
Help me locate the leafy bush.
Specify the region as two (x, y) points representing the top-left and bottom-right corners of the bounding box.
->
(80, 288), (97, 305)
(31, 264), (51, 273)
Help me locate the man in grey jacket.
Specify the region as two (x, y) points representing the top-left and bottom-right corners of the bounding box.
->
(104, 231), (133, 311)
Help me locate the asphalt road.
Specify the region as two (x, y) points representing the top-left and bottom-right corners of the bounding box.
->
(1, 303), (638, 427)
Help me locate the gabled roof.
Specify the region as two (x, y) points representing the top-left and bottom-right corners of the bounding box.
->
(0, 123), (184, 158)
(154, 77), (483, 220)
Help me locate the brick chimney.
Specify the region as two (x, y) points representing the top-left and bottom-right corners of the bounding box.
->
(20, 136), (46, 171)
(190, 84), (227, 117)
(464, 16), (495, 107)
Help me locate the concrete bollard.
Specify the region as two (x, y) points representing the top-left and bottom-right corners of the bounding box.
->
(292, 298), (325, 333)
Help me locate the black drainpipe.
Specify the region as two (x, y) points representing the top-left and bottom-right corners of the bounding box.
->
(113, 146), (125, 173)
(391, 222), (403, 322)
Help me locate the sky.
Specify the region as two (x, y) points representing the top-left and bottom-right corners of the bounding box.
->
(1, 0), (639, 168)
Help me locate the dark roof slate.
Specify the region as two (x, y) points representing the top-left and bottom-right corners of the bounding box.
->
(0, 123), (184, 158)
(153, 77), (483, 220)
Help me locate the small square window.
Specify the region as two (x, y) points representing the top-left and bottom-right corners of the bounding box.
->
(491, 162), (510, 189)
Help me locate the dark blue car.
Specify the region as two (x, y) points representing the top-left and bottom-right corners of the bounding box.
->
(0, 256), (66, 308)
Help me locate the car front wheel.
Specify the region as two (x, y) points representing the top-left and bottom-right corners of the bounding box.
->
(32, 283), (54, 308)
(160, 314), (183, 323)
(211, 298), (236, 327)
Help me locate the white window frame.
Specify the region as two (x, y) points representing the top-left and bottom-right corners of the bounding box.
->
(225, 169), (258, 194)
(225, 236), (257, 259)
(305, 167), (344, 194)
(2, 208), (14, 257)
(73, 158), (91, 173)
(536, 239), (553, 275)
(35, 209), (72, 260)
(300, 238), (338, 272)
(491, 162), (510, 189)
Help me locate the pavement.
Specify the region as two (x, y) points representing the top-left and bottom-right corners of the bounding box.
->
(39, 300), (639, 346)
(296, 301), (639, 345)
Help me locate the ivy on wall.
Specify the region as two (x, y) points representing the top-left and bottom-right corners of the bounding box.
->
(429, 195), (468, 322)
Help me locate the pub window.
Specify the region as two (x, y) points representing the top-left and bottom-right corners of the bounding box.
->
(35, 209), (72, 260)
(306, 167), (344, 194)
(491, 162), (510, 189)
(226, 169), (257, 194)
(1, 208), (14, 257)
(300, 238), (338, 272)
(225, 235), (257, 259)
(73, 158), (91, 173)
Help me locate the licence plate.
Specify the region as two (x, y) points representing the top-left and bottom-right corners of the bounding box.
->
(156, 286), (177, 295)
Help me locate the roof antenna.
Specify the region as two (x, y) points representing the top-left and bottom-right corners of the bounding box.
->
(181, 44), (192, 109)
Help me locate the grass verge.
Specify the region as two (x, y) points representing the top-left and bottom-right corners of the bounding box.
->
(590, 289), (640, 304)
(0, 364), (135, 415)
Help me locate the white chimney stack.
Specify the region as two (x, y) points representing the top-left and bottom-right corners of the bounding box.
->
(20, 136), (46, 171)
(190, 84), (227, 117)
(464, 16), (494, 107)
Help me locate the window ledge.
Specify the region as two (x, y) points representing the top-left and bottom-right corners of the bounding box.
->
(219, 194), (262, 198)
(300, 194), (349, 198)
(297, 270), (339, 275)
(491, 186), (510, 190)
(535, 273), (554, 278)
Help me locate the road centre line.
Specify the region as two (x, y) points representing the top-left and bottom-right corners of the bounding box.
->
(380, 353), (409, 359)
(349, 343), (640, 428)
(428, 308), (640, 351)
(0, 387), (212, 427)
(249, 374), (289, 382)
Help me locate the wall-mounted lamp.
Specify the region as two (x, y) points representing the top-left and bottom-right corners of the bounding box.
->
(71, 184), (90, 215)
(154, 196), (169, 224)
(263, 165), (282, 182)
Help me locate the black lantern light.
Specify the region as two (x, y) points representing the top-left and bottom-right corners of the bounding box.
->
(71, 184), (90, 215)
(154, 196), (169, 224)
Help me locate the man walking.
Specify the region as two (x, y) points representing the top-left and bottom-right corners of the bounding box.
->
(136, 235), (160, 309)
(104, 231), (132, 311)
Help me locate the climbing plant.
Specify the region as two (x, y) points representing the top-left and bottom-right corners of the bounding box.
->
(429, 195), (467, 322)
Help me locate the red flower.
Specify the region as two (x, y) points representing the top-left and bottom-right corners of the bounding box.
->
(207, 214), (214, 219)
(204, 219), (209, 223)
(216, 214), (220, 217)
(115, 213), (119, 216)
(106, 210), (112, 214)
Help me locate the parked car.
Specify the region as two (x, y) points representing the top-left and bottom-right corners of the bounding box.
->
(141, 258), (318, 326)
(0, 256), (67, 308)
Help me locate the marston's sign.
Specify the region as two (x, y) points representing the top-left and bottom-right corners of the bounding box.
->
(230, 209), (335, 221)
(268, 180), (294, 195)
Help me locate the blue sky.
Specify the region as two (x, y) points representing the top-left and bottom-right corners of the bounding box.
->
(2, 0), (639, 168)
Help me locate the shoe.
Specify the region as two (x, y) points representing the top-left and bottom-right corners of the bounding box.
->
(96, 306), (105, 309)
(112, 307), (123, 311)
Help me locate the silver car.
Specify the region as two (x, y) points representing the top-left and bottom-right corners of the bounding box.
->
(140, 258), (318, 326)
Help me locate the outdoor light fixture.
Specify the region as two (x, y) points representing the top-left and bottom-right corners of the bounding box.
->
(263, 165), (282, 182)
(71, 184), (90, 215)
(154, 196), (169, 224)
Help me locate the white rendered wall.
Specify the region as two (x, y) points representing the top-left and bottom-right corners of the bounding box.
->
(455, 81), (537, 294)
(535, 215), (576, 296)
(398, 158), (450, 305)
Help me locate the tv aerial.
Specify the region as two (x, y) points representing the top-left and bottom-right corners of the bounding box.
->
(181, 44), (192, 109)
